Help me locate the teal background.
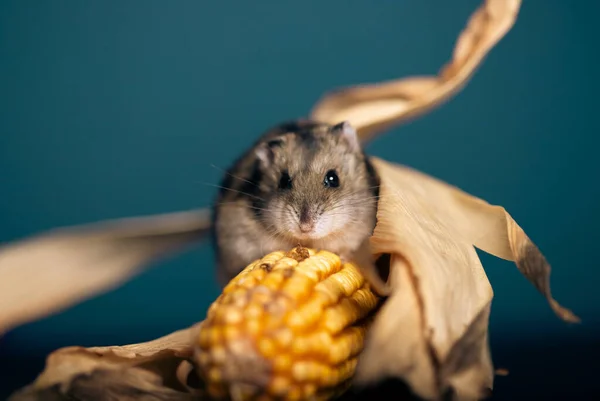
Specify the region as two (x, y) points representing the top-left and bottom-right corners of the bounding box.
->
(0, 0), (598, 399)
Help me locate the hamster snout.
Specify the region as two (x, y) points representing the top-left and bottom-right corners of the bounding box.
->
(283, 202), (336, 240)
(272, 191), (369, 244)
(298, 204), (315, 233)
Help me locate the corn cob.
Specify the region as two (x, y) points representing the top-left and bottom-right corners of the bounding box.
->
(194, 246), (381, 401)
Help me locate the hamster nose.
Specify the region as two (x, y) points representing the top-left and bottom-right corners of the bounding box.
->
(299, 221), (314, 233)
(298, 207), (315, 233)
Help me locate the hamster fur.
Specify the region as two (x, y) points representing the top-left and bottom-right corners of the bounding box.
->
(211, 120), (388, 293)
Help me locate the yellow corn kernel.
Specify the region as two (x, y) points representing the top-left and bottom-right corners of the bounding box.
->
(194, 246), (382, 401)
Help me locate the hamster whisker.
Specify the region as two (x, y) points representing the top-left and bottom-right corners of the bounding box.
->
(257, 221), (279, 239)
(333, 225), (375, 237)
(263, 221), (296, 243)
(220, 202), (287, 213)
(336, 197), (380, 206)
(209, 163), (259, 188)
(361, 185), (381, 191)
(344, 197), (380, 204)
(260, 224), (280, 240)
(326, 216), (376, 228)
(347, 194), (381, 201)
(343, 187), (380, 196)
(339, 201), (379, 209)
(326, 200), (378, 212)
(201, 183), (265, 202)
(329, 197), (380, 206)
(215, 202), (273, 213)
(216, 201), (259, 207)
(324, 211), (361, 217)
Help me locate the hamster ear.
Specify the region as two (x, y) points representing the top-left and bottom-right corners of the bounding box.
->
(255, 142), (273, 167)
(332, 121), (360, 151)
(256, 137), (285, 167)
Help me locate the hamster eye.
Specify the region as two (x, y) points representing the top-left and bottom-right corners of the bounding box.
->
(278, 171), (292, 190)
(324, 170), (340, 188)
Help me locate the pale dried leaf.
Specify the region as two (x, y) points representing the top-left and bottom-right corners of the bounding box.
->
(356, 158), (577, 400)
(0, 209), (211, 335)
(309, 0), (522, 144)
(356, 158), (495, 400)
(372, 160), (578, 323)
(8, 325), (205, 401)
(355, 254), (438, 399)
(10, 368), (196, 401)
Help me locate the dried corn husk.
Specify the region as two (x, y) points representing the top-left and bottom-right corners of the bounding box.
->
(0, 209), (212, 335)
(310, 0), (524, 145)
(1, 0), (578, 400)
(9, 324), (204, 401)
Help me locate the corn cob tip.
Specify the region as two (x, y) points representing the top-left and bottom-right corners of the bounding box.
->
(285, 246), (311, 263)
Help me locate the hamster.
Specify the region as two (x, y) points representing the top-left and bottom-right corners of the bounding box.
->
(210, 120), (389, 294)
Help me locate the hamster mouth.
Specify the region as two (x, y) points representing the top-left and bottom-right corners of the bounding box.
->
(293, 230), (316, 241)
(281, 211), (329, 241)
(294, 216), (318, 240)
(291, 226), (330, 242)
(299, 223), (313, 234)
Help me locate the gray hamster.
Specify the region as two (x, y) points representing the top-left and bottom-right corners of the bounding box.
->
(210, 120), (388, 293)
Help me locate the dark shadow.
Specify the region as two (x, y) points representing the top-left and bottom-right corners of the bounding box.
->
(1, 334), (599, 400)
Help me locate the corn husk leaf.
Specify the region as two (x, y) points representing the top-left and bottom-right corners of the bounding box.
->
(2, 0), (578, 400)
(353, 158), (577, 400)
(8, 325), (205, 401)
(311, 0), (523, 145)
(0, 209), (211, 335)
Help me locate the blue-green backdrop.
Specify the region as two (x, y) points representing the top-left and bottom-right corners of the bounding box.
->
(1, 0), (598, 399)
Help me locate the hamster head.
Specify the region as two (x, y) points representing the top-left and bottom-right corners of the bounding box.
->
(252, 121), (379, 243)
